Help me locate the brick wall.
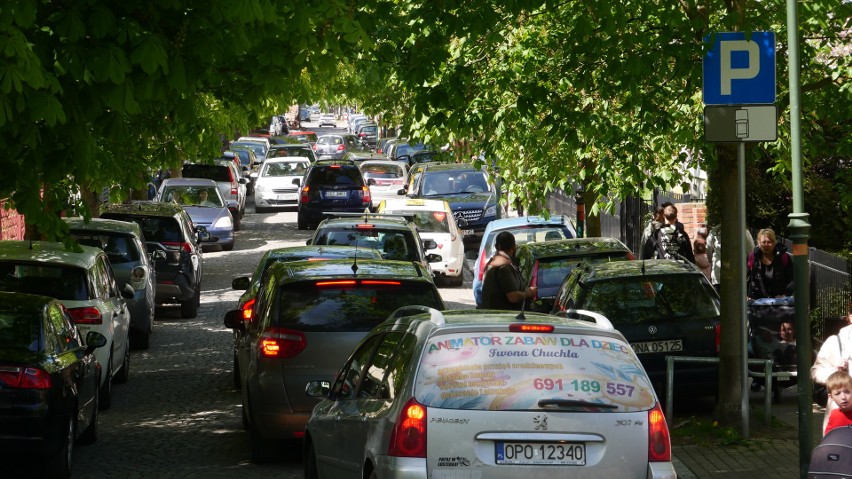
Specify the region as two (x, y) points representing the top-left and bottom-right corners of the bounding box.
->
(676, 202), (707, 241)
(0, 199), (26, 240)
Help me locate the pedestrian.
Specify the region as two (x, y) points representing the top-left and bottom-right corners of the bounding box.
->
(693, 237), (711, 280)
(640, 206), (664, 247)
(811, 304), (852, 434)
(480, 231), (536, 310)
(746, 228), (793, 300)
(705, 224), (756, 292)
(640, 202), (696, 264)
(823, 370), (852, 435)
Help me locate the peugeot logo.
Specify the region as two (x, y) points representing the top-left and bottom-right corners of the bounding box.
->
(533, 414), (548, 431)
(648, 325), (658, 334)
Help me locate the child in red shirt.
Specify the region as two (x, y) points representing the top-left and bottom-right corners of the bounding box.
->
(824, 370), (852, 435)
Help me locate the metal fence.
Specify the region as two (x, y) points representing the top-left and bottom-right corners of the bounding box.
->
(547, 189), (851, 335)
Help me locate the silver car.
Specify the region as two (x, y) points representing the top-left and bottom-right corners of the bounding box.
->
(304, 308), (676, 479)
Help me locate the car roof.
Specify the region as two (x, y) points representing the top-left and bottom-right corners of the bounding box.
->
(0, 241), (102, 269)
(264, 245), (383, 261)
(379, 198), (449, 212)
(101, 201), (185, 217)
(578, 258), (701, 282)
(64, 217), (144, 237)
(516, 237), (631, 259)
(360, 160), (405, 168)
(383, 308), (616, 333)
(486, 215), (575, 231)
(161, 178), (219, 187)
(317, 214), (411, 228)
(270, 258), (432, 282)
(421, 162), (479, 173)
(265, 156), (310, 164)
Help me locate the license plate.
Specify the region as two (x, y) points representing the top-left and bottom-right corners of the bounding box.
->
(460, 229), (473, 236)
(496, 442), (586, 466)
(325, 191), (348, 198)
(631, 339), (683, 354)
(277, 193), (298, 200)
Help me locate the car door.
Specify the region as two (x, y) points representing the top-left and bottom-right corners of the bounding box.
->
(47, 303), (98, 428)
(97, 255), (130, 373)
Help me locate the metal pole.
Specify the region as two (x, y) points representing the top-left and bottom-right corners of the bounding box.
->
(737, 141), (750, 439)
(785, 0), (813, 475)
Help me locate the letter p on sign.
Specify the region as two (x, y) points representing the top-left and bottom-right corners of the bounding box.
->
(720, 40), (760, 95)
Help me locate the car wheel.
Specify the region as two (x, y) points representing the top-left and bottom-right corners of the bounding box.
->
(133, 328), (151, 350)
(44, 417), (74, 479)
(448, 272), (465, 287)
(223, 242), (235, 252)
(98, 352), (113, 410)
(233, 214), (241, 232)
(79, 392), (99, 444)
(249, 422), (279, 463)
(297, 214), (308, 230)
(114, 338), (130, 384)
(181, 288), (200, 318)
(304, 441), (319, 479)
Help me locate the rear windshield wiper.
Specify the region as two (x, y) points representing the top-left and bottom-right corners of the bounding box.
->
(538, 398), (618, 409)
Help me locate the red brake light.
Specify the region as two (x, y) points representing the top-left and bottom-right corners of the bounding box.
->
(361, 280), (401, 286)
(67, 307), (103, 325)
(258, 328), (306, 358)
(300, 186), (310, 204)
(648, 404), (672, 462)
(242, 298), (255, 321)
(477, 250), (488, 280)
(337, 144), (346, 151)
(162, 241), (192, 252)
(329, 165), (341, 169)
(388, 398), (427, 457)
(315, 280), (356, 287)
(312, 144), (317, 150)
(509, 324), (554, 333)
(356, 224), (375, 229)
(0, 367), (51, 389)
(362, 186), (371, 205)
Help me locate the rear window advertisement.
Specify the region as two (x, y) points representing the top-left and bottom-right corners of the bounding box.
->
(414, 332), (656, 412)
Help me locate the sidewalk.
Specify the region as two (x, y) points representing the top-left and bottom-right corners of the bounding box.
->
(672, 386), (825, 479)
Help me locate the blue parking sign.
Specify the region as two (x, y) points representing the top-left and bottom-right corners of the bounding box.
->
(703, 32), (776, 105)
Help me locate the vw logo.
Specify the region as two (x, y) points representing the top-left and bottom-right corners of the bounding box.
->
(648, 326), (658, 334)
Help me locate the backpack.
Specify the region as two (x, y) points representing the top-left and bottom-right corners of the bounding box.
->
(808, 425), (852, 478)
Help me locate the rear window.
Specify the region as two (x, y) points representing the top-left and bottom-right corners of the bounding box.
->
(486, 226), (572, 255)
(270, 147), (313, 159)
(291, 133), (318, 142)
(70, 233), (142, 265)
(308, 166), (363, 187)
(0, 263), (89, 301)
(318, 136), (344, 145)
(360, 126), (378, 134)
(182, 164), (231, 183)
(313, 229), (420, 261)
(232, 142), (267, 157)
(581, 275), (720, 324)
(0, 313), (40, 352)
(100, 215), (183, 244)
(381, 210), (450, 234)
(231, 150), (252, 166)
(535, 253), (631, 290)
(276, 281), (442, 332)
(362, 164), (404, 177)
(414, 331), (655, 412)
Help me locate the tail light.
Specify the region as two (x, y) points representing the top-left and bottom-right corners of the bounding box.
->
(0, 366), (51, 389)
(359, 133), (366, 138)
(715, 323), (721, 353)
(529, 261), (539, 301)
(258, 328), (306, 358)
(162, 241), (192, 252)
(228, 168), (238, 195)
(242, 298), (256, 321)
(300, 186), (310, 204)
(648, 404), (672, 462)
(509, 323), (554, 333)
(336, 144), (345, 151)
(477, 250), (488, 281)
(387, 398), (427, 457)
(67, 307), (103, 325)
(361, 186), (371, 205)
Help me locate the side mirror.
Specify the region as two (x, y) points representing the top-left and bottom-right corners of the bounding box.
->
(232, 276), (250, 290)
(292, 178), (301, 186)
(120, 284), (135, 300)
(239, 177), (248, 185)
(150, 250), (167, 262)
(305, 380), (330, 398)
(223, 309), (246, 330)
(84, 331), (107, 355)
(196, 226), (212, 242)
(305, 239), (312, 245)
(426, 253), (443, 263)
(423, 239), (438, 250)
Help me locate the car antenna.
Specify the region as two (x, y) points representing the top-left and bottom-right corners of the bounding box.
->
(351, 240), (359, 276)
(516, 295), (527, 321)
(641, 260), (646, 275)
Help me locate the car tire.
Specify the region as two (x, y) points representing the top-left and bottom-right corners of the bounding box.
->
(223, 242), (235, 252)
(448, 272), (465, 287)
(297, 214), (308, 230)
(79, 392), (99, 445)
(98, 352), (113, 410)
(304, 441), (319, 479)
(133, 328), (151, 350)
(114, 338), (130, 384)
(233, 214), (241, 232)
(44, 417), (74, 479)
(249, 422), (279, 463)
(181, 289), (200, 319)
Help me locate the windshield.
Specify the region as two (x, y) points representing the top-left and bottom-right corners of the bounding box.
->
(161, 186), (224, 208)
(422, 171), (489, 195)
(414, 331), (655, 412)
(485, 227), (570, 256)
(263, 161), (308, 177)
(380, 210), (450, 234)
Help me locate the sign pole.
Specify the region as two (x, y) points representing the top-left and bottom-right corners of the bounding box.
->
(737, 141), (750, 439)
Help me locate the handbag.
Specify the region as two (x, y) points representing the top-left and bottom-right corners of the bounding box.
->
(814, 335), (843, 408)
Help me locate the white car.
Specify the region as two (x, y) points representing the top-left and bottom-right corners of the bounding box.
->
(377, 198), (465, 286)
(253, 157), (311, 212)
(318, 113), (337, 127)
(360, 160), (409, 209)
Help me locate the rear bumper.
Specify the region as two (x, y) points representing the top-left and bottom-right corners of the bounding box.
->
(375, 456), (426, 479)
(155, 275), (197, 303)
(127, 290), (154, 334)
(0, 412), (67, 456)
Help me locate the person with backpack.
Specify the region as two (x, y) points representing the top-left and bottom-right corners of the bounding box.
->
(640, 202), (696, 264)
(746, 228), (793, 299)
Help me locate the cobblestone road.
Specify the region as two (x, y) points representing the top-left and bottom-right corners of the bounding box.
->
(11, 202), (476, 479)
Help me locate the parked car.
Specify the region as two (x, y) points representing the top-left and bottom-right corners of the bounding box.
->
(181, 160), (248, 230)
(266, 143), (318, 163)
(0, 241), (134, 410)
(314, 134), (365, 160)
(470, 215), (576, 307)
(288, 131), (318, 147)
(377, 198), (465, 286)
(0, 292), (108, 477)
(231, 141), (269, 163)
(376, 137), (398, 155)
(359, 160), (409, 209)
(306, 214), (440, 270)
(318, 113), (337, 127)
(296, 162), (372, 230)
(100, 202), (209, 318)
(387, 141), (427, 163)
(65, 217), (157, 349)
(222, 149), (258, 191)
(409, 162), (502, 249)
(223, 259), (445, 462)
(303, 308), (674, 479)
(515, 237), (634, 313)
(551, 259), (721, 397)
(226, 245), (384, 388)
(354, 123), (378, 149)
(157, 178), (235, 251)
(254, 157), (311, 212)
(341, 151), (387, 164)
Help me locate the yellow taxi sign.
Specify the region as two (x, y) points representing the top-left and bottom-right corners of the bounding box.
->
(406, 199), (425, 206)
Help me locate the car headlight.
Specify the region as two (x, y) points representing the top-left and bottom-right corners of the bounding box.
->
(213, 215), (233, 228)
(484, 205), (496, 217)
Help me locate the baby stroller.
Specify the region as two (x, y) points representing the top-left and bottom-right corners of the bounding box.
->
(808, 425), (852, 478)
(747, 296), (797, 403)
